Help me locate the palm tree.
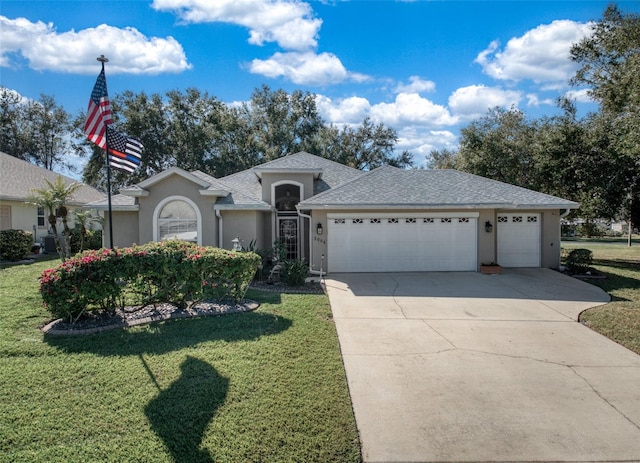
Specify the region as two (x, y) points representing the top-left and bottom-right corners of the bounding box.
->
(73, 210), (102, 253)
(27, 176), (81, 261)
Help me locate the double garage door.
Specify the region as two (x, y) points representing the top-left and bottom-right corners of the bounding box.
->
(327, 213), (478, 273)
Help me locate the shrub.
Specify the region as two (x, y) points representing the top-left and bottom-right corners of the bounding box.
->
(281, 259), (308, 287)
(70, 228), (103, 254)
(39, 241), (261, 322)
(0, 230), (33, 261)
(577, 222), (603, 238)
(565, 248), (593, 274)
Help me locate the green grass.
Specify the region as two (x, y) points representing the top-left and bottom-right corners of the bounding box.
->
(0, 260), (360, 463)
(562, 240), (640, 355)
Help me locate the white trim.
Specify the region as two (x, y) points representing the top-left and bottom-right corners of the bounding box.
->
(303, 203), (578, 210)
(152, 195), (203, 246)
(138, 167), (211, 189)
(271, 180), (304, 253)
(327, 212), (480, 219)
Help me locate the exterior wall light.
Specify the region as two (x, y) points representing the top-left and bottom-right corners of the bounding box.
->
(485, 221), (493, 233)
(231, 236), (242, 251)
(316, 223), (323, 235)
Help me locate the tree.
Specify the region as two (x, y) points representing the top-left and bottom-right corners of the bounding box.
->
(570, 4), (640, 243)
(316, 118), (413, 170)
(240, 85), (324, 162)
(27, 176), (81, 261)
(427, 148), (459, 169)
(455, 107), (538, 188)
(0, 89), (74, 171)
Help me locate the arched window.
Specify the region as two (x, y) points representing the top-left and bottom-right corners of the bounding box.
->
(156, 199), (199, 243)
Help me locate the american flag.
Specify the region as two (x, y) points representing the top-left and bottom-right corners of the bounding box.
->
(107, 127), (143, 173)
(84, 68), (112, 148)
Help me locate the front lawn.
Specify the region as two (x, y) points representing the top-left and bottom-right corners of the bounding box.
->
(0, 259), (360, 462)
(562, 241), (640, 355)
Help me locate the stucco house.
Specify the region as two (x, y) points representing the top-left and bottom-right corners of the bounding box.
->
(89, 151), (578, 273)
(0, 151), (105, 247)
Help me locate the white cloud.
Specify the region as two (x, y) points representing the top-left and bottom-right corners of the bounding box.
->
(0, 16), (191, 74)
(315, 95), (371, 125)
(249, 51), (368, 86)
(448, 85), (521, 119)
(395, 76), (436, 94)
(526, 93), (555, 107)
(564, 88), (593, 103)
(397, 127), (458, 165)
(152, 0), (321, 51)
(370, 93), (458, 127)
(475, 20), (592, 84)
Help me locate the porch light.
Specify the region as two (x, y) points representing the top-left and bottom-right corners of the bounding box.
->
(231, 236), (242, 251)
(316, 223), (323, 235)
(485, 221), (493, 233)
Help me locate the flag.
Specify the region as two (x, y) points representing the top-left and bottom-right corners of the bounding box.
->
(84, 68), (112, 148)
(106, 127), (143, 173)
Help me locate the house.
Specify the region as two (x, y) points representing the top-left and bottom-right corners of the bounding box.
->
(0, 151), (106, 247)
(89, 151), (578, 273)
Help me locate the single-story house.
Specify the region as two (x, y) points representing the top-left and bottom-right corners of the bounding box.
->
(89, 151), (578, 273)
(0, 151), (105, 248)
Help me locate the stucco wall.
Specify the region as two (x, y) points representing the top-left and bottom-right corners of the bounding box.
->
(260, 173), (315, 204)
(104, 211), (139, 248)
(0, 199), (86, 243)
(477, 209), (497, 268)
(541, 210), (561, 268)
(221, 210), (259, 250)
(135, 174), (218, 246)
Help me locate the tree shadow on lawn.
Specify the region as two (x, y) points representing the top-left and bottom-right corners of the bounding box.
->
(145, 356), (228, 463)
(44, 310), (291, 357)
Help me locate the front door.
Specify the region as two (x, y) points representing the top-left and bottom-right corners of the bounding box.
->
(278, 216), (299, 260)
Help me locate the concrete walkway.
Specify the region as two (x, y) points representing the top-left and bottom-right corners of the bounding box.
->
(325, 269), (640, 463)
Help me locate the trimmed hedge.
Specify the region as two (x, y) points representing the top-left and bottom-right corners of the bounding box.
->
(40, 240), (261, 322)
(565, 248), (593, 274)
(0, 229), (33, 262)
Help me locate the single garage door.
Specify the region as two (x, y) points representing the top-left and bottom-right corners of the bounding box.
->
(497, 213), (541, 267)
(327, 213), (478, 273)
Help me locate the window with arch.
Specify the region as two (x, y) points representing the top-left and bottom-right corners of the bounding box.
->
(158, 199), (198, 242)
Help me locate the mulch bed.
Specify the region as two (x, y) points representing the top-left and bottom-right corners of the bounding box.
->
(41, 300), (259, 337)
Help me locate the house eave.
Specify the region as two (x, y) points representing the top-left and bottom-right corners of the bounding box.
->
(253, 168), (323, 179)
(298, 202), (580, 210)
(89, 204), (140, 212)
(120, 188), (149, 197)
(213, 204), (274, 211)
(200, 189), (230, 197)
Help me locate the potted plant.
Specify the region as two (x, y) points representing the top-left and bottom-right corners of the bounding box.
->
(481, 262), (501, 274)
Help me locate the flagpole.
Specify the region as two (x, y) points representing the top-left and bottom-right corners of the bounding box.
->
(97, 55), (114, 249)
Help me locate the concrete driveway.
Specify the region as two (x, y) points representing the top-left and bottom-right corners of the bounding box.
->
(325, 269), (640, 463)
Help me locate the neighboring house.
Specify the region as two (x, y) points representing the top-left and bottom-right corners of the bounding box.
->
(0, 151), (106, 246)
(88, 151), (578, 273)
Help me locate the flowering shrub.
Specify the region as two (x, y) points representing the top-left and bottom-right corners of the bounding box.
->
(40, 241), (261, 322)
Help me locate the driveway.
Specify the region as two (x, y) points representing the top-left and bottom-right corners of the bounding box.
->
(325, 269), (640, 463)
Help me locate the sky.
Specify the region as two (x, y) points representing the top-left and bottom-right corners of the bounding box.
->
(2, 0), (639, 175)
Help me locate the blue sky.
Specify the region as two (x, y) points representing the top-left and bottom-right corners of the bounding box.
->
(2, 0), (639, 172)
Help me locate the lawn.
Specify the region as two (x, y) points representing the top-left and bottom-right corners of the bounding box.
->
(0, 259), (360, 463)
(562, 240), (640, 355)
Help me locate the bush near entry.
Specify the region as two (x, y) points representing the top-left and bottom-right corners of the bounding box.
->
(39, 240), (261, 322)
(0, 229), (33, 261)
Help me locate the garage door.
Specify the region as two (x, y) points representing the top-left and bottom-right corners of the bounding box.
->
(497, 213), (541, 267)
(327, 213), (478, 273)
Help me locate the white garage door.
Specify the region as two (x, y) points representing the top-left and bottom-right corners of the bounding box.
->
(497, 213), (541, 267)
(327, 213), (478, 273)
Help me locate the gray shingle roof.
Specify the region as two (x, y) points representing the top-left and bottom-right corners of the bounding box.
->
(219, 151), (364, 199)
(0, 151), (105, 204)
(299, 166), (579, 209)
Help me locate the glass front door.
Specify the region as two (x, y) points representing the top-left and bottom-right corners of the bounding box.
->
(278, 216), (299, 260)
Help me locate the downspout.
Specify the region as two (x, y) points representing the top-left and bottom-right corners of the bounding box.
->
(215, 209), (223, 248)
(297, 208), (323, 276)
(559, 208), (572, 218)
